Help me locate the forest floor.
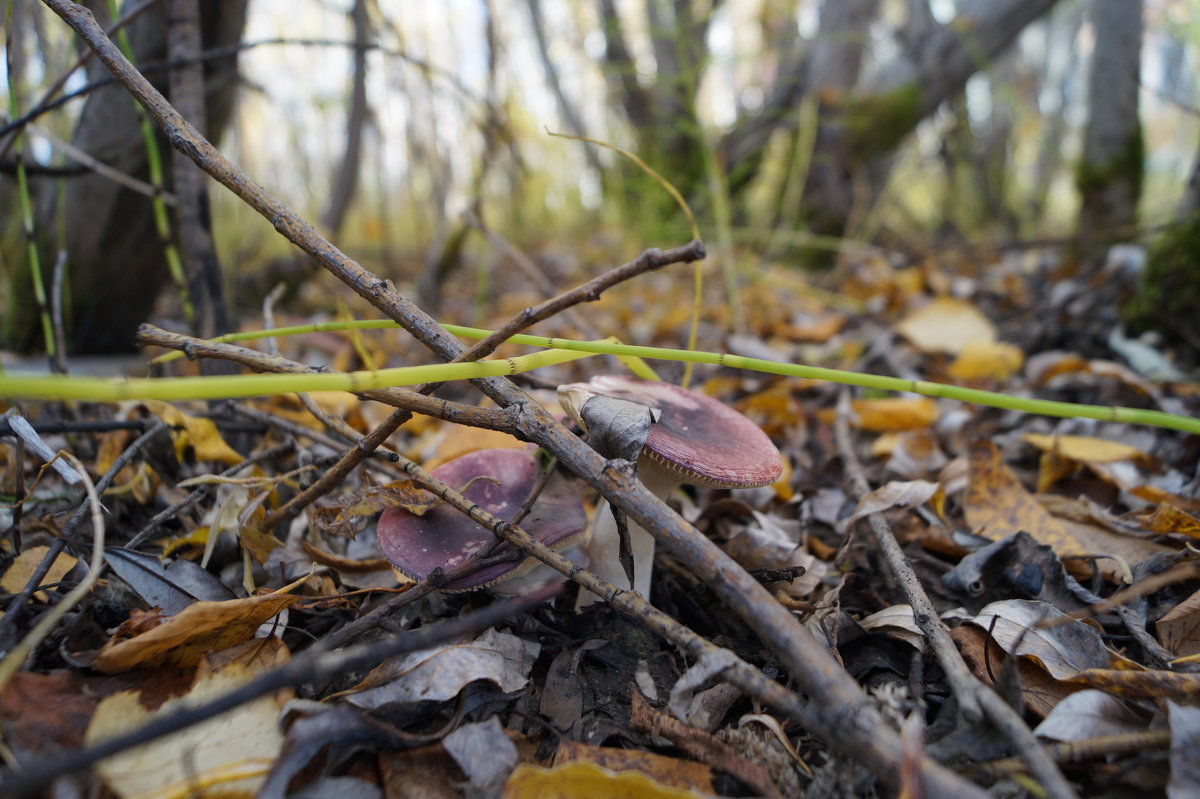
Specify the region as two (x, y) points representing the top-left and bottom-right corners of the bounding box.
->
(2, 235), (1199, 799)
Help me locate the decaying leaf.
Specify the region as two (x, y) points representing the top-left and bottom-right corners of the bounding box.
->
(821, 397), (939, 432)
(85, 639), (290, 798)
(1157, 588), (1200, 658)
(859, 605), (927, 652)
(554, 737), (714, 795)
(965, 439), (1083, 555)
(1033, 689), (1149, 742)
(1168, 701), (1200, 799)
(443, 717), (519, 797)
(90, 575), (306, 673)
(313, 480), (432, 537)
(343, 628), (540, 709)
(1, 546), (77, 601)
(837, 479), (941, 533)
(968, 599), (1139, 679)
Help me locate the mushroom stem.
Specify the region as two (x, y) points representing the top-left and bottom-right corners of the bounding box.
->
(577, 465), (679, 606)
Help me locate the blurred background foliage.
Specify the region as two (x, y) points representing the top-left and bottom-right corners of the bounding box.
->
(1, 0), (1199, 354)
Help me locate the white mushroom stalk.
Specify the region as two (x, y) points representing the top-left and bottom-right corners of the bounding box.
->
(559, 376), (782, 605)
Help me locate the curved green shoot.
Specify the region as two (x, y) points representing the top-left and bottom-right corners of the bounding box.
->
(144, 319), (1200, 436)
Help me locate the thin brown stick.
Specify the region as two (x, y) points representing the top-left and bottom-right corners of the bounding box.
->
(49, 6), (984, 792)
(834, 391), (1078, 799)
(969, 729), (1171, 782)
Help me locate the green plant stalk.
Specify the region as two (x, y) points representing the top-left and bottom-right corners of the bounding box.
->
(140, 320), (1200, 436)
(107, 0), (194, 326)
(5, 2), (56, 358)
(0, 347), (595, 402)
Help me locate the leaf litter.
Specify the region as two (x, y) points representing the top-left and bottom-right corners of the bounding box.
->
(3, 241), (1200, 798)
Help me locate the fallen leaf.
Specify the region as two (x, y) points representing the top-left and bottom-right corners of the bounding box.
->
(552, 739), (714, 795)
(1063, 668), (1200, 699)
(1157, 588), (1200, 658)
(1168, 701), (1200, 799)
(947, 340), (1024, 382)
(1022, 433), (1148, 465)
(968, 599), (1140, 679)
(859, 604), (927, 652)
(444, 717), (519, 797)
(504, 759), (709, 799)
(819, 398), (939, 432)
(141, 399), (244, 466)
(423, 424), (529, 470)
(965, 439), (1082, 556)
(1128, 504), (1200, 540)
(85, 640), (290, 798)
(1033, 689), (1149, 742)
(837, 479), (941, 533)
(343, 628), (540, 709)
(1, 546), (76, 601)
(90, 575), (306, 673)
(896, 297), (995, 355)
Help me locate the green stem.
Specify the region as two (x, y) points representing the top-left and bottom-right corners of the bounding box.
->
(0, 347), (596, 402)
(5, 2), (56, 358)
(139, 320), (1200, 436)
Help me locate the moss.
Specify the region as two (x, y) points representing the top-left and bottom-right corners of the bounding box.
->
(1125, 216), (1200, 351)
(1076, 125), (1145, 208)
(843, 83), (923, 161)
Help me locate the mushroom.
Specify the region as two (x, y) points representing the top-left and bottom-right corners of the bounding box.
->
(376, 448), (587, 595)
(558, 375), (782, 603)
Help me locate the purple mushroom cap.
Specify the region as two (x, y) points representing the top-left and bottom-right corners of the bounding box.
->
(376, 448), (585, 591)
(561, 375), (783, 488)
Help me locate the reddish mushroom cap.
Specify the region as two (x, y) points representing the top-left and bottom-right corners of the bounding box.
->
(376, 448), (585, 591)
(560, 375), (782, 488)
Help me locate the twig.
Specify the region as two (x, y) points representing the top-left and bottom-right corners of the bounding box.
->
(0, 453), (104, 694)
(969, 729), (1171, 782)
(46, 6), (985, 792)
(834, 390), (1078, 799)
(0, 588), (551, 796)
(24, 121), (175, 202)
(455, 239), (705, 364)
(0, 419), (168, 647)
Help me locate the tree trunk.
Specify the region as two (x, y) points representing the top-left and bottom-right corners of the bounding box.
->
(4, 0), (246, 354)
(322, 0), (371, 241)
(1076, 0), (1144, 238)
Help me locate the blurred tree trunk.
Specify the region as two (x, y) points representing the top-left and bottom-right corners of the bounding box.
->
(597, 0), (718, 237)
(322, 0), (371, 241)
(1076, 0), (1143, 238)
(167, 0), (228, 341)
(722, 0), (1060, 248)
(4, 0), (247, 354)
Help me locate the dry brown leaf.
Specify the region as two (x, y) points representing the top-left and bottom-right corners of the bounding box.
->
(85, 639), (290, 798)
(1062, 668), (1200, 699)
(1128, 504), (1200, 539)
(1157, 588), (1200, 658)
(837, 480), (941, 533)
(896, 297), (995, 355)
(965, 439), (1083, 556)
(91, 575), (306, 673)
(424, 424), (528, 470)
(1, 546), (76, 601)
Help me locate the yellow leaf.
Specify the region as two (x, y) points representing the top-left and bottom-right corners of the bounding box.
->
(947, 340), (1024, 382)
(0, 546), (77, 601)
(1022, 434), (1147, 464)
(91, 575), (306, 673)
(896, 297), (995, 355)
(504, 760), (709, 799)
(848, 398), (939, 432)
(965, 439), (1083, 555)
(141, 399), (243, 466)
(85, 640), (290, 799)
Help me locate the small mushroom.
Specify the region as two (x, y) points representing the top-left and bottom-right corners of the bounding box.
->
(376, 448), (587, 595)
(558, 375), (782, 603)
